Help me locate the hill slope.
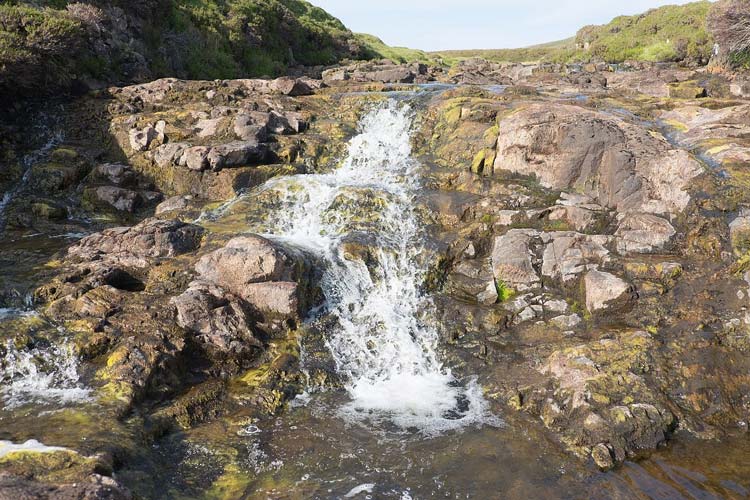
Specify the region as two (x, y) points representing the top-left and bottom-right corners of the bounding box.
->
(433, 1), (713, 65)
(0, 0), (368, 99)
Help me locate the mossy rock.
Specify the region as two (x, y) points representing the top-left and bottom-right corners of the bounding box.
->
(31, 200), (67, 220)
(0, 450), (107, 484)
(668, 81), (707, 99)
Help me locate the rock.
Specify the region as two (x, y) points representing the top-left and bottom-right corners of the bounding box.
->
(370, 66), (415, 83)
(591, 443), (615, 470)
(492, 104), (703, 216)
(86, 186), (142, 213)
(239, 281), (299, 317)
(69, 218), (204, 267)
(321, 67), (348, 84)
(233, 112), (269, 141)
(206, 141), (267, 171)
(271, 77), (314, 96)
(128, 125), (156, 152)
(491, 230), (540, 290)
(95, 163), (136, 187)
(172, 280), (261, 362)
(31, 201), (67, 220)
(268, 111), (305, 135)
(195, 235), (307, 316)
(446, 259), (498, 305)
(584, 270), (634, 312)
(155, 195), (195, 215)
(0, 472), (131, 500)
(551, 314), (582, 329)
(153, 143), (188, 168)
(195, 117), (225, 138)
(179, 146), (210, 171)
(730, 80), (750, 98)
(668, 80), (707, 99)
(541, 232), (611, 282)
(615, 213), (676, 254)
(729, 211), (750, 256)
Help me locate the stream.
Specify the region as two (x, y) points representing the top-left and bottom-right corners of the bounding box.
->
(1, 93), (750, 499)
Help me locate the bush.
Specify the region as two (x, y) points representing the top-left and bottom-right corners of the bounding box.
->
(708, 0), (750, 67)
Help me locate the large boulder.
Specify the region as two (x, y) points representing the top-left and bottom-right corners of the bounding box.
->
(492, 104), (703, 216)
(194, 235), (316, 320)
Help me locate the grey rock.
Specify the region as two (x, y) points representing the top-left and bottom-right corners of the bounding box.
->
(491, 229), (540, 290)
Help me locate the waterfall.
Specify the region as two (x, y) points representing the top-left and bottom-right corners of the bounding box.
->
(247, 99), (492, 433)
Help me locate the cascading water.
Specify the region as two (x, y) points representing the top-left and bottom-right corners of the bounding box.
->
(221, 99), (493, 433)
(1, 338), (91, 409)
(0, 310), (91, 409)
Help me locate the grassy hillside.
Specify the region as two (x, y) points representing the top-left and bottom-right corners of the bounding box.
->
(436, 38), (576, 65)
(354, 33), (438, 64)
(433, 1), (713, 65)
(0, 0), (368, 99)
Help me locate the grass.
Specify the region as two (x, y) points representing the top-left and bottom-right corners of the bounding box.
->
(354, 33), (439, 64)
(432, 1), (713, 65)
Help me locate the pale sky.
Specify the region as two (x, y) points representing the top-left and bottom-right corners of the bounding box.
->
(310, 0), (705, 51)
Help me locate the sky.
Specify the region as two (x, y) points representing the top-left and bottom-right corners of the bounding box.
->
(310, 0), (704, 52)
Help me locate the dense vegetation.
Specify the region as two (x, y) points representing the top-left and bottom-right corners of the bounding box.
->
(434, 1), (714, 65)
(0, 0), (368, 99)
(708, 0), (750, 68)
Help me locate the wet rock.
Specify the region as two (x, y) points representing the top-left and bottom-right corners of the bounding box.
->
(584, 269), (634, 312)
(69, 218), (204, 268)
(491, 230), (540, 290)
(615, 213), (676, 255)
(0, 472), (131, 500)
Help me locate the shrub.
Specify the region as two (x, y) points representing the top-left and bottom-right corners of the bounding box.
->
(708, 0), (750, 66)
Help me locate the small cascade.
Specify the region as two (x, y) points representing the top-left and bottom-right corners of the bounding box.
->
(214, 100), (494, 433)
(0, 310), (91, 409)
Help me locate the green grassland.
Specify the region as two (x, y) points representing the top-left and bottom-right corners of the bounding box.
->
(433, 1), (714, 65)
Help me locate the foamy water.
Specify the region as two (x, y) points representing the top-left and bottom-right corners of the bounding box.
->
(223, 100), (495, 433)
(0, 310), (91, 409)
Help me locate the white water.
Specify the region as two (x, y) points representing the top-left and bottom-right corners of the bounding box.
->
(0, 439), (70, 458)
(234, 100), (492, 433)
(1, 333), (91, 409)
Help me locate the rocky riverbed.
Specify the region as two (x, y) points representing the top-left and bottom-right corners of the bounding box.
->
(1, 60), (750, 498)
